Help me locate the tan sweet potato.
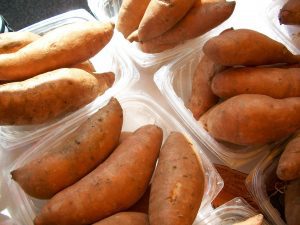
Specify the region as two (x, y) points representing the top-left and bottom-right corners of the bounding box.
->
(117, 0), (151, 38)
(93, 72), (115, 96)
(0, 31), (40, 54)
(138, 0), (197, 41)
(279, 0), (300, 25)
(93, 212), (149, 225)
(11, 98), (122, 199)
(203, 29), (300, 66)
(34, 125), (163, 225)
(72, 60), (95, 73)
(0, 68), (99, 125)
(0, 21), (114, 81)
(188, 55), (224, 120)
(232, 214), (263, 225)
(277, 133), (300, 181)
(285, 179), (300, 225)
(205, 94), (300, 146)
(211, 67), (300, 99)
(149, 132), (204, 225)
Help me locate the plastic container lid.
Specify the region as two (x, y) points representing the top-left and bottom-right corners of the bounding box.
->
(3, 93), (223, 225)
(0, 9), (139, 152)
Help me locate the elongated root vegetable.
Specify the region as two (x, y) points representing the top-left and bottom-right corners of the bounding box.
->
(0, 68), (99, 125)
(149, 132), (204, 225)
(0, 31), (40, 54)
(279, 0), (300, 25)
(0, 21), (114, 81)
(203, 29), (300, 66)
(211, 67), (300, 99)
(11, 98), (122, 199)
(205, 94), (300, 146)
(117, 0), (151, 38)
(232, 214), (264, 225)
(93, 212), (149, 225)
(188, 55), (224, 120)
(138, 0), (197, 41)
(277, 133), (300, 181)
(285, 179), (300, 225)
(34, 125), (163, 225)
(94, 72), (115, 96)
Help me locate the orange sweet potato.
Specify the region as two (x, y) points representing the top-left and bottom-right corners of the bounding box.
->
(149, 132), (204, 225)
(72, 60), (95, 73)
(203, 29), (300, 66)
(34, 125), (163, 225)
(279, 0), (300, 25)
(205, 94), (300, 146)
(93, 212), (149, 225)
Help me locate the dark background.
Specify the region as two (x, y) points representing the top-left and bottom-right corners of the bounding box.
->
(0, 0), (92, 30)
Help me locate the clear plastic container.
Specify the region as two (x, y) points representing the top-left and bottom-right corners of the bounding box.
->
(0, 9), (139, 152)
(154, 49), (273, 170)
(266, 0), (300, 54)
(3, 93), (223, 225)
(197, 197), (270, 225)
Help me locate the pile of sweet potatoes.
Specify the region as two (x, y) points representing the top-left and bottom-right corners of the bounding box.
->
(0, 21), (115, 125)
(116, 0), (236, 53)
(188, 28), (300, 147)
(11, 98), (205, 225)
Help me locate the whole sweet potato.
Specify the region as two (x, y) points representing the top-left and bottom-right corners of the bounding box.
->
(285, 179), (300, 225)
(138, 0), (197, 41)
(93, 72), (115, 96)
(0, 21), (114, 81)
(34, 125), (163, 225)
(277, 133), (300, 181)
(93, 212), (149, 225)
(279, 0), (300, 25)
(0, 31), (40, 54)
(205, 94), (300, 146)
(233, 214), (263, 225)
(211, 67), (300, 99)
(0, 68), (99, 125)
(11, 98), (122, 199)
(203, 29), (300, 66)
(149, 132), (204, 225)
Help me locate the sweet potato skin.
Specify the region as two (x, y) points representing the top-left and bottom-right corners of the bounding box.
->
(34, 125), (163, 225)
(279, 0), (300, 25)
(11, 98), (123, 199)
(211, 67), (300, 99)
(0, 21), (114, 81)
(93, 72), (115, 96)
(149, 132), (204, 225)
(285, 179), (300, 225)
(277, 133), (300, 181)
(233, 214), (263, 225)
(92, 212), (149, 225)
(72, 60), (95, 73)
(203, 29), (300, 66)
(206, 94), (300, 146)
(0, 68), (99, 125)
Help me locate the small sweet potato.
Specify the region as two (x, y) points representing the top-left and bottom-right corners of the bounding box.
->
(205, 94), (300, 146)
(203, 29), (300, 66)
(0, 31), (40, 54)
(34, 125), (163, 225)
(149, 132), (204, 225)
(93, 212), (149, 225)
(277, 133), (300, 181)
(93, 72), (115, 96)
(285, 179), (300, 225)
(0, 68), (99, 125)
(211, 67), (300, 99)
(72, 60), (95, 74)
(279, 0), (300, 25)
(233, 214), (263, 225)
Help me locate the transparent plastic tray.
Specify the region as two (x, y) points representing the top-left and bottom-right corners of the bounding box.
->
(0, 9), (139, 151)
(154, 49), (272, 169)
(3, 93), (223, 225)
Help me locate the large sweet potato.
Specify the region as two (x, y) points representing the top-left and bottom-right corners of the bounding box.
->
(93, 212), (149, 225)
(279, 0), (300, 25)
(34, 125), (163, 225)
(149, 132), (204, 225)
(205, 94), (300, 146)
(285, 179), (300, 225)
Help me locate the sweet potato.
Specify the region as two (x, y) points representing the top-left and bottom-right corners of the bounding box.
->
(203, 29), (300, 66)
(116, 0), (151, 38)
(93, 72), (115, 96)
(139, 41), (178, 54)
(285, 179), (300, 225)
(279, 0), (300, 25)
(232, 214), (263, 225)
(0, 31), (40, 54)
(72, 60), (95, 73)
(0, 21), (114, 81)
(205, 94), (300, 146)
(277, 133), (300, 181)
(135, 1), (235, 53)
(138, 0), (197, 41)
(0, 68), (99, 125)
(34, 125), (163, 225)
(11, 98), (122, 199)
(211, 67), (300, 99)
(149, 132), (204, 225)
(93, 212), (149, 225)
(188, 55), (224, 120)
